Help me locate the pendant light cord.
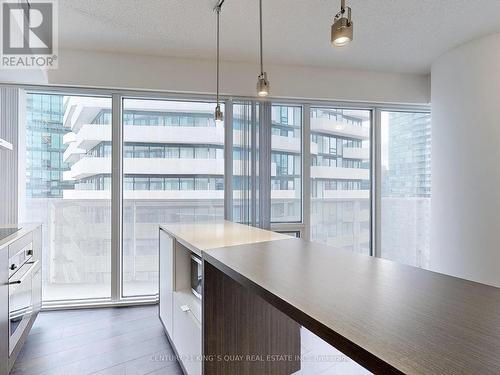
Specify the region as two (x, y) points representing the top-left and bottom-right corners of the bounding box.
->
(259, 0), (263, 76)
(216, 6), (220, 106)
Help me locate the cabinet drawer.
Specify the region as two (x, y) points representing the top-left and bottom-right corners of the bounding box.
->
(173, 294), (201, 375)
(8, 232), (32, 259)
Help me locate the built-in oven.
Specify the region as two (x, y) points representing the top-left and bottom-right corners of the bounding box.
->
(8, 240), (38, 355)
(190, 253), (202, 299)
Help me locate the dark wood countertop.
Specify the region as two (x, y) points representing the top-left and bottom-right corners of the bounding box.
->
(202, 238), (500, 375)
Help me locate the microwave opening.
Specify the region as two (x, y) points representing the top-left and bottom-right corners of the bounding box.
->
(190, 253), (202, 300)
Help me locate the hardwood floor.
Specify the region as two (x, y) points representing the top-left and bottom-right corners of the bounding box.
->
(11, 305), (182, 375)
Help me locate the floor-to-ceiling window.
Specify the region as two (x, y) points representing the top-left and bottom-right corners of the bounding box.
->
(271, 104), (302, 223)
(20, 93), (113, 302)
(309, 108), (371, 253)
(14, 86), (430, 306)
(380, 111), (431, 267)
(122, 98), (224, 297)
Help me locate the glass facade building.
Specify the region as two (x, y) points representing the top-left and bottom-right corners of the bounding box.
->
(381, 111), (432, 268)
(25, 94), (73, 197)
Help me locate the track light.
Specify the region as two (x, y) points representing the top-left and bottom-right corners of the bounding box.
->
(214, 4), (223, 125)
(331, 0), (353, 47)
(214, 104), (223, 124)
(257, 72), (269, 97)
(256, 0), (269, 97)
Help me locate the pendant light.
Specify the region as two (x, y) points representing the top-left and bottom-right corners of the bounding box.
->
(331, 0), (353, 47)
(256, 0), (269, 97)
(214, 3), (223, 124)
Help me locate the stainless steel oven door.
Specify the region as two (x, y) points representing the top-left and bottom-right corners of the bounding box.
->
(8, 260), (38, 355)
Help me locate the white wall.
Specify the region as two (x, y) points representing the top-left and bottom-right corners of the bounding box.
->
(0, 69), (48, 85)
(431, 32), (500, 287)
(35, 49), (430, 104)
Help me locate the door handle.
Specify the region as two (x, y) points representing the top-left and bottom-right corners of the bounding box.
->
(180, 304), (190, 312)
(8, 260), (39, 285)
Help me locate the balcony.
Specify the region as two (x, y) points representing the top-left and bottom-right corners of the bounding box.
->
(63, 141), (86, 164)
(64, 157), (111, 180)
(271, 135), (301, 153)
(63, 97), (110, 132)
(311, 118), (369, 140)
(63, 124), (225, 158)
(65, 157), (225, 180)
(319, 190), (370, 200)
(125, 125), (223, 146)
(343, 147), (370, 160)
(64, 189), (224, 200)
(63, 124), (110, 152)
(311, 166), (369, 180)
(271, 190), (299, 199)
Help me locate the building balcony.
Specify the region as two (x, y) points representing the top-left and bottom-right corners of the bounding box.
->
(125, 125), (224, 146)
(64, 157), (225, 180)
(63, 124), (110, 152)
(271, 135), (301, 154)
(271, 190), (299, 199)
(63, 124), (225, 156)
(64, 157), (111, 180)
(311, 166), (370, 180)
(64, 189), (301, 201)
(64, 97), (110, 132)
(318, 190), (370, 200)
(64, 189), (224, 200)
(343, 147), (370, 160)
(311, 118), (369, 140)
(64, 156), (282, 181)
(63, 141), (86, 164)
(233, 132), (301, 154)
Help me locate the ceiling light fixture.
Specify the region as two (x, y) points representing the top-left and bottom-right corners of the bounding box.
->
(214, 2), (224, 125)
(331, 0), (353, 47)
(256, 0), (269, 97)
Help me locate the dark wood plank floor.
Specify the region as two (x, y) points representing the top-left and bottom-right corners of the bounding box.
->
(11, 305), (182, 375)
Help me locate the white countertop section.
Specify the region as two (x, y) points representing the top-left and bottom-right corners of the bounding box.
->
(160, 221), (289, 253)
(0, 224), (41, 249)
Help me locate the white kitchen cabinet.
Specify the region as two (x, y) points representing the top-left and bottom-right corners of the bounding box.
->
(159, 229), (174, 336)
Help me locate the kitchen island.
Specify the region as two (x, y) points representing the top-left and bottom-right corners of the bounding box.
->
(159, 221), (298, 375)
(160, 221), (500, 375)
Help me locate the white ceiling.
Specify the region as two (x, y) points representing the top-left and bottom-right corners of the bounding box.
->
(59, 0), (500, 74)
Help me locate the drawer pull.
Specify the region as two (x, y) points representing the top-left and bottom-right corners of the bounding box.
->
(180, 304), (190, 312)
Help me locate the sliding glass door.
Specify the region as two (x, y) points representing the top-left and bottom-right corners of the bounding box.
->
(309, 108), (371, 253)
(20, 92), (112, 302)
(380, 111), (431, 267)
(121, 98), (224, 297)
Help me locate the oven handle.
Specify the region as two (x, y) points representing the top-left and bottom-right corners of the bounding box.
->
(191, 253), (202, 265)
(8, 260), (39, 285)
